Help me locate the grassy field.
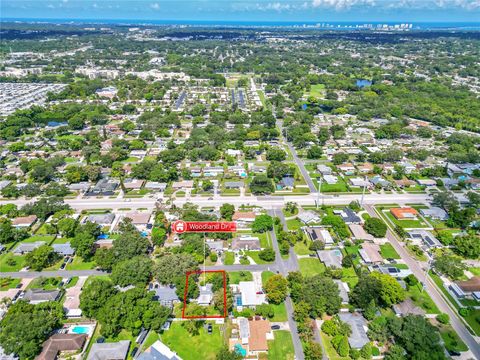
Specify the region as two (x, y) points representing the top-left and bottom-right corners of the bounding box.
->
(66, 256), (96, 270)
(294, 240), (313, 256)
(406, 283), (440, 314)
(320, 333), (350, 360)
(0, 277), (21, 290)
(271, 303), (288, 322)
(223, 252), (235, 265)
(160, 322), (223, 360)
(262, 271), (275, 286)
(438, 325), (468, 352)
(228, 271), (253, 284)
(268, 330), (295, 360)
(306, 84), (325, 98)
(298, 258), (325, 277)
(0, 253), (26, 272)
(286, 218), (304, 231)
(245, 251), (274, 264)
(141, 331), (160, 351)
(379, 243), (401, 259)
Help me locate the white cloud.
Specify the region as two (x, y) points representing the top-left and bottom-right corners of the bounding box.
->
(150, 2), (160, 10)
(311, 0), (376, 11)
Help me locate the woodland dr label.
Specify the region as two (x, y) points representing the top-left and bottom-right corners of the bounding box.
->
(171, 220), (237, 233)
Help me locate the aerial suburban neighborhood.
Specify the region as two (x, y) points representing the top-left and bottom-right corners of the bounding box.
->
(0, 3), (480, 360)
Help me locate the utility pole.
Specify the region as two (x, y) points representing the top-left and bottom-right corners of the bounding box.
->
(317, 177), (322, 209)
(360, 176), (367, 207)
(421, 258), (432, 294)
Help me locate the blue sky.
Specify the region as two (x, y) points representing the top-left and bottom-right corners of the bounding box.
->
(2, 0), (480, 22)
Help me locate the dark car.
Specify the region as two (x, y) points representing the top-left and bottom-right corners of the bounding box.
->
(15, 283), (23, 289)
(131, 347), (138, 357)
(448, 350), (461, 357)
(271, 325), (281, 330)
(207, 324), (213, 334)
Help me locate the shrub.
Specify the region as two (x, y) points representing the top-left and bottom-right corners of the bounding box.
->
(436, 313), (450, 325)
(258, 248), (275, 262)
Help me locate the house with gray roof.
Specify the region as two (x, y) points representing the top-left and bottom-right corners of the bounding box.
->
(316, 249), (343, 268)
(85, 178), (119, 196)
(13, 241), (45, 254)
(225, 181), (244, 189)
(297, 211), (321, 224)
(338, 312), (369, 349)
(87, 340), (130, 360)
(196, 284), (213, 305)
(407, 230), (442, 249)
(0, 180), (12, 190)
(24, 289), (61, 304)
(150, 284), (179, 308)
(419, 207), (448, 220)
(138, 340), (182, 360)
(86, 213), (115, 226)
(334, 280), (350, 304)
(52, 242), (75, 256)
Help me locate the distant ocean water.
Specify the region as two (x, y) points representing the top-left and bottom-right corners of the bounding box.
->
(2, 18), (480, 30)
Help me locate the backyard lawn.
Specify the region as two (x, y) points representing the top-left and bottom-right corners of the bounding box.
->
(262, 271), (275, 286)
(228, 271), (253, 284)
(293, 240), (313, 256)
(298, 258), (325, 277)
(223, 252), (235, 265)
(245, 251), (274, 264)
(0, 253), (26, 272)
(286, 218), (304, 231)
(66, 256), (96, 270)
(160, 322), (223, 360)
(271, 303), (288, 322)
(380, 243), (401, 259)
(268, 330), (295, 360)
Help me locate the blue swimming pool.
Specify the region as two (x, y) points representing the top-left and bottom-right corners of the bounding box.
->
(71, 326), (90, 334)
(234, 344), (247, 357)
(235, 295), (242, 306)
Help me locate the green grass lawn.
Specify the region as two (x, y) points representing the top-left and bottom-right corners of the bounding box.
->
(286, 218), (303, 231)
(271, 303), (288, 322)
(406, 284), (440, 314)
(341, 267), (359, 288)
(294, 240), (313, 256)
(320, 333), (349, 360)
(0, 253), (26, 272)
(228, 271), (253, 284)
(223, 252), (235, 265)
(66, 256), (96, 270)
(245, 251), (274, 264)
(320, 179), (348, 193)
(379, 208), (430, 229)
(298, 258), (325, 277)
(160, 322), (223, 360)
(380, 243), (401, 259)
(262, 271), (275, 286)
(141, 331), (160, 351)
(430, 272), (480, 336)
(22, 235), (56, 244)
(306, 84), (325, 98)
(438, 325), (469, 352)
(268, 330), (295, 360)
(469, 267), (480, 276)
(0, 277), (21, 290)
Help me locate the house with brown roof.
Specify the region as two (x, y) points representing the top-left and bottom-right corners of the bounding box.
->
(232, 211), (256, 222)
(125, 212), (151, 231)
(36, 334), (87, 360)
(357, 163), (373, 174)
(390, 207), (418, 220)
(12, 215), (37, 228)
(455, 277), (480, 300)
(359, 243), (383, 264)
(393, 299), (426, 317)
(248, 319), (273, 355)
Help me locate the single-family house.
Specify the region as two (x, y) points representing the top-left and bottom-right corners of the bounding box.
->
(233, 281), (266, 308)
(334, 208), (361, 224)
(407, 230), (442, 249)
(304, 227), (334, 245)
(37, 334), (87, 360)
(196, 284), (213, 305)
(150, 284), (179, 308)
(334, 280), (350, 304)
(323, 175), (338, 185)
(454, 277), (480, 300)
(297, 211), (321, 224)
(225, 181), (244, 189)
(371, 265), (412, 278)
(232, 211), (256, 224)
(357, 163), (373, 174)
(337, 163), (356, 175)
(349, 224), (375, 241)
(390, 207), (418, 220)
(144, 182), (167, 192)
(86, 213), (115, 226)
(123, 178), (144, 190)
(207, 240), (224, 254)
(232, 236), (261, 251)
(393, 299), (426, 317)
(85, 178), (119, 196)
(338, 313), (369, 349)
(24, 289), (61, 304)
(359, 243), (383, 264)
(125, 212), (151, 230)
(317, 164), (332, 175)
(316, 248), (343, 268)
(349, 177), (370, 188)
(172, 180), (194, 190)
(13, 241), (45, 254)
(204, 167), (224, 177)
(419, 207), (448, 220)
(12, 215), (37, 228)
(87, 341), (130, 360)
(248, 319), (273, 355)
(278, 176), (294, 190)
(370, 175), (391, 189)
(417, 179), (436, 187)
(394, 179), (416, 188)
(52, 243), (75, 256)
(137, 340), (182, 360)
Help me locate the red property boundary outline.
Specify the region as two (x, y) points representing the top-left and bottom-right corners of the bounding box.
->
(182, 270), (227, 319)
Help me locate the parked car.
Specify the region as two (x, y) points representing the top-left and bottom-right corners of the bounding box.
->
(131, 347), (138, 357)
(207, 324), (213, 334)
(271, 325), (281, 330)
